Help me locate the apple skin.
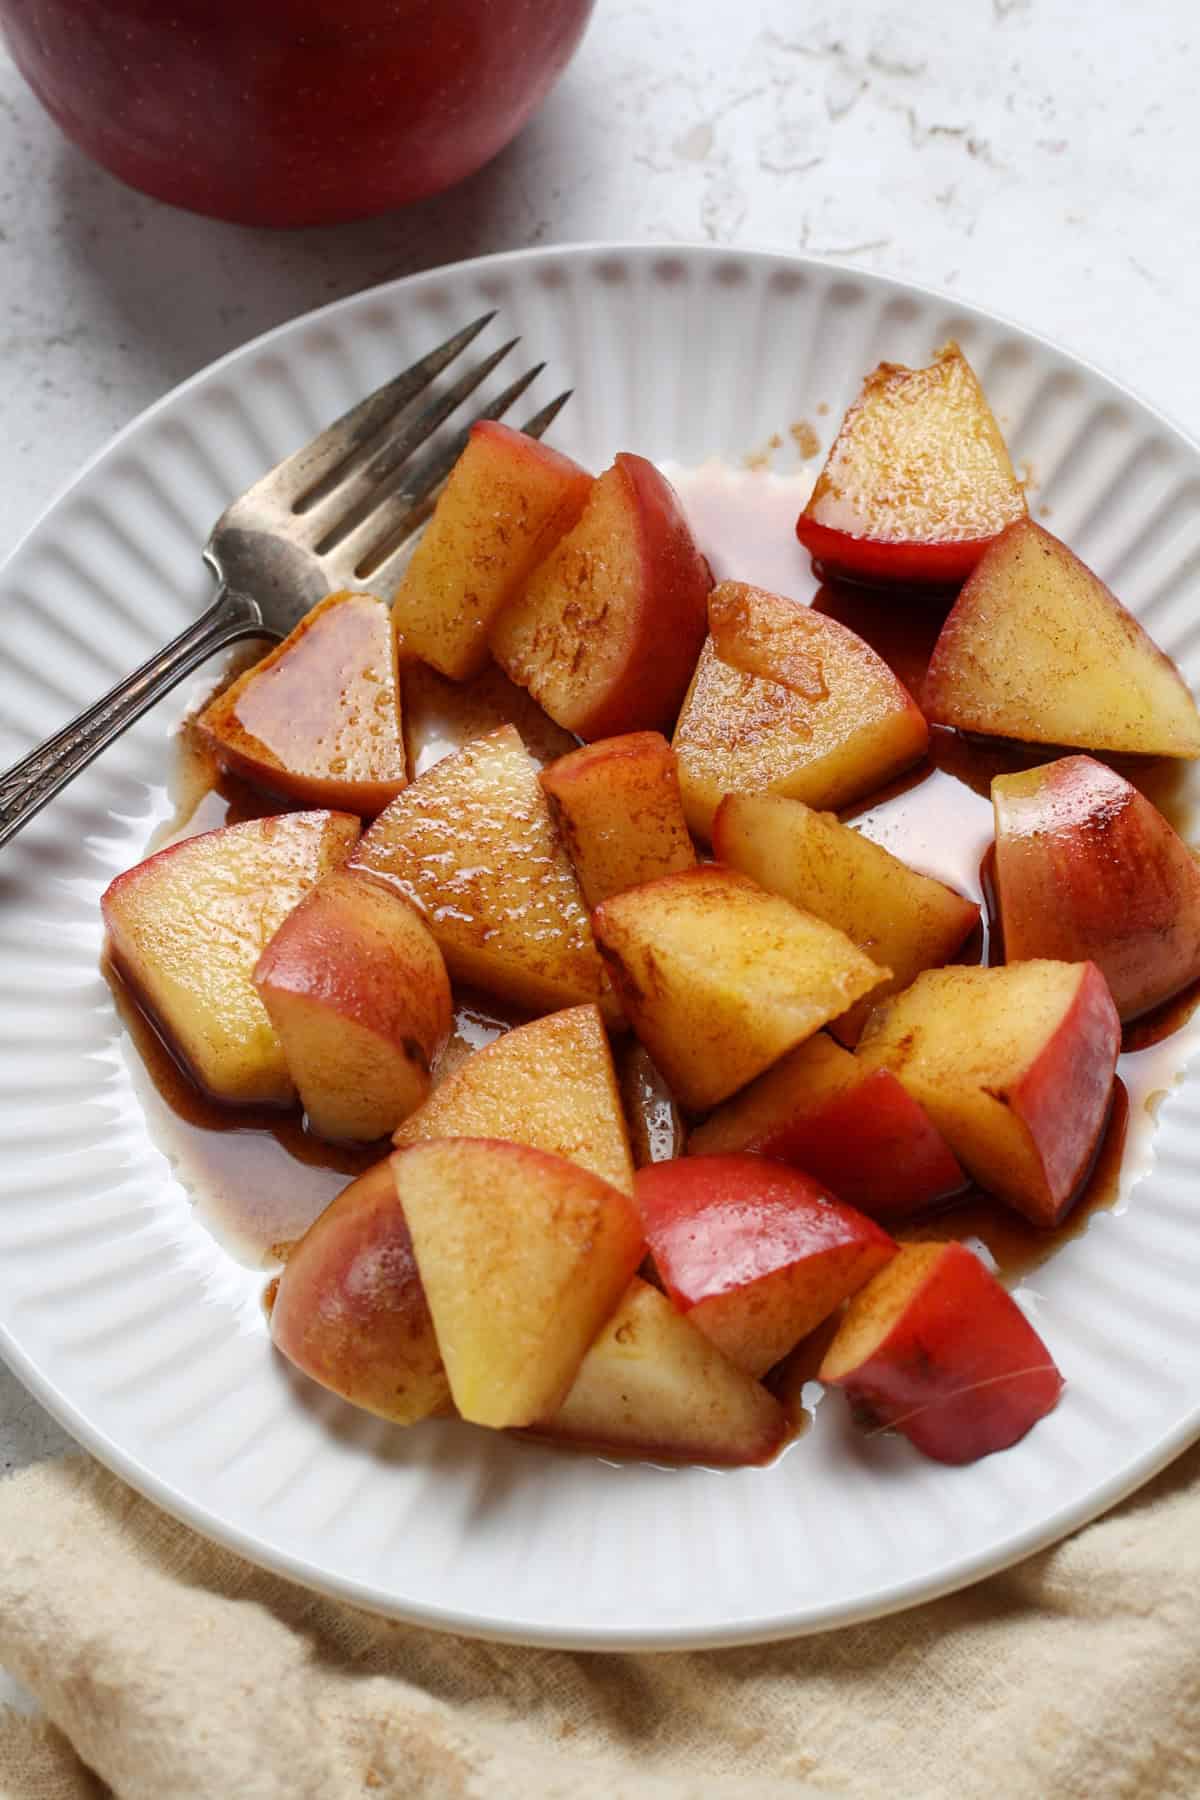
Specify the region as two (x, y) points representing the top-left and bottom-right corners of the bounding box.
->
(993, 754), (1200, 1022)
(819, 1241), (1064, 1464)
(2, 0), (596, 227)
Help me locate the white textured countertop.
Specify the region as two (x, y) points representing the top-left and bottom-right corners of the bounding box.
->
(2, 0), (1199, 1708)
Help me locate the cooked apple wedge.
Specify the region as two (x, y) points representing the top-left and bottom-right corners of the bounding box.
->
(713, 792), (979, 1043)
(688, 1032), (966, 1221)
(993, 755), (1200, 1021)
(672, 583), (928, 840)
(269, 1159), (450, 1425)
(491, 453), (711, 739)
(592, 865), (887, 1112)
(391, 421), (592, 680)
(349, 724), (614, 1018)
(819, 1241), (1063, 1464)
(539, 732), (696, 908)
(401, 657), (576, 778)
(923, 519), (1200, 755)
(531, 1278), (787, 1465)
(795, 343), (1027, 586)
(857, 960), (1120, 1227)
(636, 1155), (896, 1377)
(254, 870), (451, 1141)
(102, 810), (360, 1106)
(197, 591), (407, 815)
(392, 1138), (644, 1428)
(393, 1004), (634, 1194)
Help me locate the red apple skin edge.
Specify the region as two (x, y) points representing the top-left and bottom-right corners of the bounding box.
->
(2, 0), (595, 228)
(794, 520), (996, 589)
(571, 454), (713, 742)
(820, 1242), (1064, 1465)
(1016, 962), (1121, 1226)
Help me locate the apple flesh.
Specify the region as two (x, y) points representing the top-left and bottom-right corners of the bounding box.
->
(393, 1003), (635, 1195)
(391, 422), (592, 680)
(197, 591), (407, 816)
(268, 1159), (450, 1426)
(636, 1154), (896, 1377)
(101, 810), (360, 1106)
(593, 865), (886, 1113)
(349, 724), (615, 1019)
(857, 960), (1120, 1227)
(687, 1032), (966, 1221)
(993, 754), (1200, 1022)
(538, 731), (696, 909)
(712, 791), (979, 1044)
(795, 343), (1027, 586)
(491, 454), (712, 739)
(391, 1138), (644, 1429)
(531, 1278), (788, 1466)
(672, 582), (928, 840)
(253, 870), (452, 1142)
(923, 519), (1200, 756)
(819, 1241), (1064, 1464)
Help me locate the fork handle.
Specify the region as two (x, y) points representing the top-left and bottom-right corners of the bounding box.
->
(0, 586), (269, 851)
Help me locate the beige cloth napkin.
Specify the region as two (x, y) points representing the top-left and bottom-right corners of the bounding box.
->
(1, 1450), (1198, 1800)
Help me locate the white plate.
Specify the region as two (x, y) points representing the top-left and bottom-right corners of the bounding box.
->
(4, 244), (1200, 1651)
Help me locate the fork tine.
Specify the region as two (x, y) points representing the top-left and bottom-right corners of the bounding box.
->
(261, 311), (497, 507)
(519, 390), (574, 440)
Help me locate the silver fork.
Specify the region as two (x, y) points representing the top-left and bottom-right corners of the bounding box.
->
(0, 315), (570, 850)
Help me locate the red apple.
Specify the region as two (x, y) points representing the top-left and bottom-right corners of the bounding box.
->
(635, 1154), (896, 1378)
(2, 0), (596, 226)
(819, 1241), (1064, 1464)
(993, 755), (1200, 1022)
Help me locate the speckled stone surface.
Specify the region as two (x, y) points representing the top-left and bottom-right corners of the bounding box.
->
(1, 0), (1199, 1707)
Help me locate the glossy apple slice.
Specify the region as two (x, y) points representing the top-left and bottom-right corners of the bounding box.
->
(393, 1003), (634, 1194)
(392, 1138), (645, 1428)
(992, 755), (1200, 1021)
(688, 1033), (966, 1220)
(531, 1278), (788, 1465)
(102, 810), (360, 1106)
(539, 731), (696, 908)
(593, 865), (886, 1113)
(197, 591), (407, 815)
(795, 343), (1027, 586)
(491, 453), (712, 738)
(391, 420), (592, 680)
(636, 1155), (896, 1377)
(254, 869), (452, 1141)
(923, 519), (1200, 755)
(819, 1241), (1063, 1464)
(269, 1159), (450, 1425)
(713, 791), (979, 1043)
(672, 583), (928, 840)
(857, 960), (1120, 1227)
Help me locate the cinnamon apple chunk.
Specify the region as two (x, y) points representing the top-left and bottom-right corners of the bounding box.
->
(539, 732), (696, 908)
(490, 453), (712, 739)
(392, 1138), (645, 1429)
(993, 755), (1200, 1022)
(101, 810), (360, 1106)
(391, 420), (592, 680)
(197, 591), (407, 816)
(795, 343), (1027, 586)
(349, 724), (615, 1018)
(856, 961), (1121, 1227)
(530, 1278), (787, 1466)
(269, 1159), (450, 1425)
(819, 1241), (1064, 1464)
(592, 865), (886, 1113)
(254, 870), (451, 1142)
(672, 583), (928, 840)
(636, 1155), (896, 1378)
(923, 519), (1200, 756)
(687, 1033), (966, 1221)
(393, 1003), (634, 1194)
(713, 791), (979, 1043)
